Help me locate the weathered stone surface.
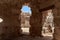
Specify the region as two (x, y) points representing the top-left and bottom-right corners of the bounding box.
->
(0, 0), (22, 40)
(53, 1), (60, 40)
(30, 7), (42, 36)
(0, 0), (60, 40)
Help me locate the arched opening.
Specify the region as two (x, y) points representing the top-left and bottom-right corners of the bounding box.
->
(20, 3), (32, 35)
(42, 9), (54, 38)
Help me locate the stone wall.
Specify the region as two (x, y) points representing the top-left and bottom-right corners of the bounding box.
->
(0, 0), (60, 40)
(30, 6), (43, 36)
(0, 0), (21, 40)
(53, 0), (60, 40)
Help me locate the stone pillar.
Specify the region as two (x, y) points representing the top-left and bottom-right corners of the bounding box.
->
(53, 0), (60, 40)
(30, 7), (42, 37)
(0, 1), (22, 40)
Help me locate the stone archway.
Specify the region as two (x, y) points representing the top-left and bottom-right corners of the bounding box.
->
(20, 3), (31, 35)
(18, 1), (43, 37)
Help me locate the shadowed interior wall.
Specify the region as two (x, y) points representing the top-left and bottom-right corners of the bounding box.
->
(53, 0), (60, 40)
(30, 6), (42, 36)
(0, 0), (22, 39)
(0, 0), (60, 40)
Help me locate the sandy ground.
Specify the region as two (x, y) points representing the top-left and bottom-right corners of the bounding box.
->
(21, 28), (29, 33)
(21, 28), (53, 36)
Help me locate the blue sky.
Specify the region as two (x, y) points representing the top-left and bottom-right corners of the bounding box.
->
(21, 5), (32, 14)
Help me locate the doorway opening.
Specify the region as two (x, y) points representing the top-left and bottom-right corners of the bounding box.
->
(42, 9), (54, 38)
(20, 3), (32, 35)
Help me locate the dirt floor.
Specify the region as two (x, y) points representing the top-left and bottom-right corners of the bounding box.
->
(14, 28), (53, 40)
(14, 35), (53, 40)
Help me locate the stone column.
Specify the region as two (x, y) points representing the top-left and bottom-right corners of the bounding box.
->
(30, 7), (43, 37)
(0, 1), (22, 40)
(53, 0), (60, 40)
